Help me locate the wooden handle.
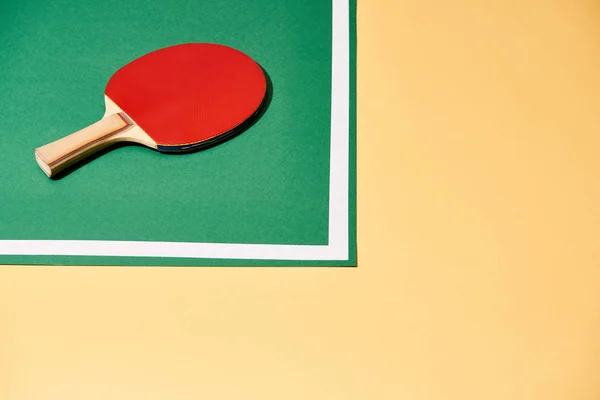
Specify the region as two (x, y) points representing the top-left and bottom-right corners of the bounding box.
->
(35, 113), (134, 177)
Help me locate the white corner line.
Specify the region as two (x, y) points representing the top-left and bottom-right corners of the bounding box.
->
(0, 0), (351, 261)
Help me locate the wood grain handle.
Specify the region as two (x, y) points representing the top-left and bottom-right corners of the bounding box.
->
(35, 113), (134, 177)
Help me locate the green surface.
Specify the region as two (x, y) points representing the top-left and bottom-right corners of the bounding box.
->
(0, 0), (356, 266)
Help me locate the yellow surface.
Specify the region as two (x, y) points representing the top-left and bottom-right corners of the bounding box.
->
(2, 1), (600, 398)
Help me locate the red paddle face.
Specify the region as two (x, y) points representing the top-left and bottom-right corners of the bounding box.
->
(105, 43), (267, 151)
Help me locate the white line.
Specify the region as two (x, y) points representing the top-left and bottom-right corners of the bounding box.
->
(328, 0), (350, 258)
(0, 0), (351, 261)
(0, 241), (336, 260)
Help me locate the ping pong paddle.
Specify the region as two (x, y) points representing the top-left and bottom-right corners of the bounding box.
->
(34, 43), (267, 178)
